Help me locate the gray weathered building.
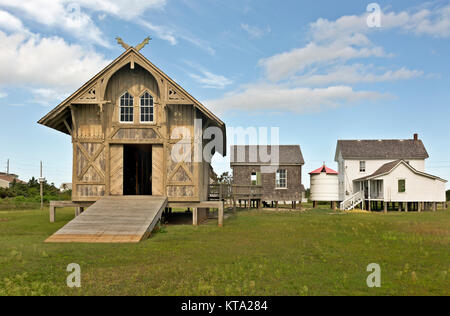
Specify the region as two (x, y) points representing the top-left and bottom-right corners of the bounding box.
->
(230, 145), (305, 206)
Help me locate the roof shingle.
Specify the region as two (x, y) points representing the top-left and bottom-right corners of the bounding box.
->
(336, 139), (429, 160)
(355, 160), (446, 182)
(230, 145), (304, 165)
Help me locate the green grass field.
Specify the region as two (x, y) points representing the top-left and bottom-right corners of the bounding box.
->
(0, 206), (449, 296)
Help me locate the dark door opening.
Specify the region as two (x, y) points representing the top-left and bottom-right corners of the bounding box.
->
(123, 145), (152, 196)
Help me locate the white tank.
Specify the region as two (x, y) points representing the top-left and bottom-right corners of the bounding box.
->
(309, 165), (339, 202)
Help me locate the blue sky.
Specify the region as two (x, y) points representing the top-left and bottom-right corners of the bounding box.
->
(0, 0), (449, 188)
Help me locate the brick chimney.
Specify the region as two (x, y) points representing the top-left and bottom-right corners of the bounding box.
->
(414, 133), (419, 141)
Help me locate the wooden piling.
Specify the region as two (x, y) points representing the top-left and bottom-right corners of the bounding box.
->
(193, 208), (198, 226)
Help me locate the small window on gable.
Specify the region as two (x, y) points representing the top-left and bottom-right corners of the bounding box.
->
(398, 179), (406, 193)
(276, 169), (287, 189)
(140, 92), (154, 123)
(120, 92), (134, 123)
(360, 161), (366, 173)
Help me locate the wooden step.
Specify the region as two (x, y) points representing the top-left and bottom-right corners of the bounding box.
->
(46, 196), (168, 243)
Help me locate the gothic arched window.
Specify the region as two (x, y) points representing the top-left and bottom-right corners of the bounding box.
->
(120, 92), (134, 123)
(140, 91), (154, 123)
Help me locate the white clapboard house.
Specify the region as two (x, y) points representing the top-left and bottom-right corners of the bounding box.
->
(335, 134), (447, 211)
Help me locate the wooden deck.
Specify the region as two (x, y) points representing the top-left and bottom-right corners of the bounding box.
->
(45, 196), (168, 243)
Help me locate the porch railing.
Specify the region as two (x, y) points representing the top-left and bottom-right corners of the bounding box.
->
(232, 185), (263, 200)
(209, 184), (263, 201)
(209, 184), (232, 201)
(340, 191), (364, 210)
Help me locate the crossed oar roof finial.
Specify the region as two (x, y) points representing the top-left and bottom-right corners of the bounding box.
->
(115, 37), (152, 51)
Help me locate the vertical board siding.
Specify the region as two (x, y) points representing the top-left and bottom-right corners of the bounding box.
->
(110, 145), (124, 195)
(76, 104), (103, 139)
(67, 57), (220, 202)
(152, 145), (164, 196)
(104, 63), (160, 135)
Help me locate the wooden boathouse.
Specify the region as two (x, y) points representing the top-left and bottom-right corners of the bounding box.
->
(38, 40), (226, 242)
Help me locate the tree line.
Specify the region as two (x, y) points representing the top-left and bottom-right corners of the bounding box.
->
(0, 177), (71, 208)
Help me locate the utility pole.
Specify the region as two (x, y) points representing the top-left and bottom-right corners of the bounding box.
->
(6, 159), (9, 174)
(39, 161), (45, 210)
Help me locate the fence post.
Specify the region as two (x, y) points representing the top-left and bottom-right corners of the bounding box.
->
(50, 203), (56, 223)
(218, 202), (224, 227)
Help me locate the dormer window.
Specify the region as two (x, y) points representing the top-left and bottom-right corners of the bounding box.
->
(120, 92), (134, 123)
(140, 92), (154, 123)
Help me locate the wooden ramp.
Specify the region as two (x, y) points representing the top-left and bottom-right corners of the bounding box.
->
(46, 196), (168, 243)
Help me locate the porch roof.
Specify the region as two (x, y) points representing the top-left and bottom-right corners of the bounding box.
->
(354, 160), (447, 182)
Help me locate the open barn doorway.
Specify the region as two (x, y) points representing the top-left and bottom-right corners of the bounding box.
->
(123, 145), (152, 196)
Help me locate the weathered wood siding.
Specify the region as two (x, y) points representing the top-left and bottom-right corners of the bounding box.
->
(232, 165), (303, 201)
(110, 144), (123, 196)
(104, 63), (160, 134)
(152, 145), (164, 196)
(68, 56), (220, 202)
(73, 140), (106, 199)
(165, 104), (198, 201)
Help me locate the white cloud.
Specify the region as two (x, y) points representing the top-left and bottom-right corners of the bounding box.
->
(0, 1), (214, 51)
(179, 33), (216, 56)
(0, 0), (168, 47)
(260, 35), (388, 82)
(206, 84), (386, 114)
(0, 30), (110, 103)
(31, 88), (70, 106)
(208, 5), (446, 114)
(0, 9), (25, 32)
(241, 23), (270, 39)
(138, 19), (216, 55)
(294, 64), (423, 86)
(137, 18), (177, 46)
(0, 0), (109, 46)
(189, 70), (232, 89)
(0, 91), (7, 98)
(260, 4), (450, 83)
(76, 0), (167, 20)
(401, 7), (450, 38)
(310, 4), (450, 41)
(183, 61), (232, 89)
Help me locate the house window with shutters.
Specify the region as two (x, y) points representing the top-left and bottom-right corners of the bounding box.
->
(398, 179), (406, 193)
(276, 169), (287, 189)
(251, 172), (262, 186)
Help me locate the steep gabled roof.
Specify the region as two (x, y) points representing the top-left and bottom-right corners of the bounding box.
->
(230, 145), (304, 165)
(309, 165), (338, 175)
(335, 139), (429, 161)
(38, 47), (225, 134)
(355, 160), (447, 182)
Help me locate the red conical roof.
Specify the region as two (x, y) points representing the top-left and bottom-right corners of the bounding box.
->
(309, 165), (338, 175)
